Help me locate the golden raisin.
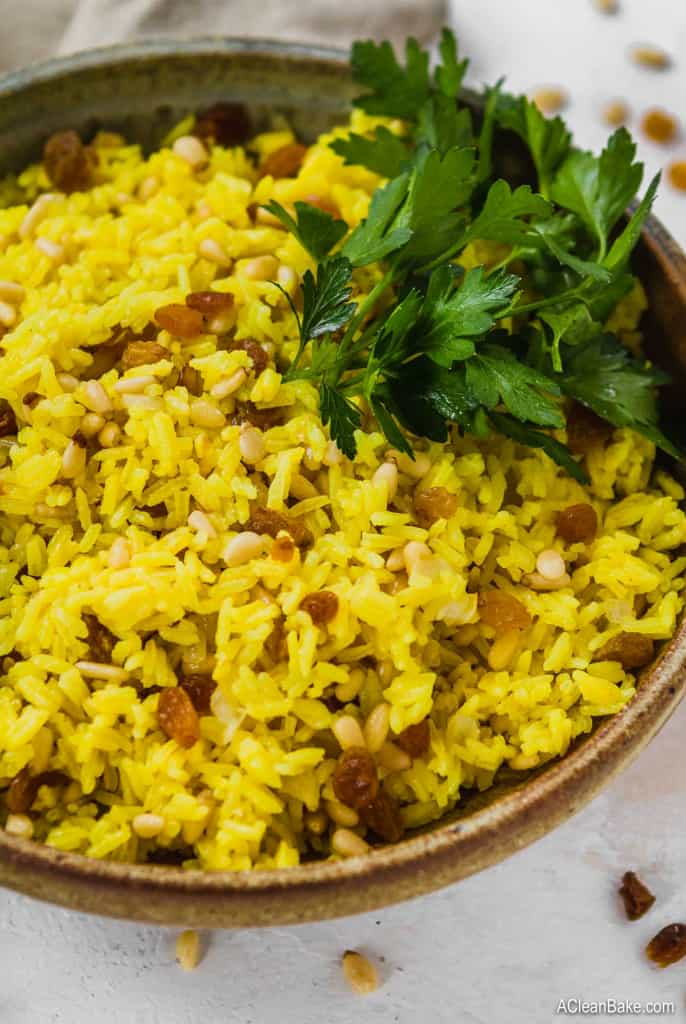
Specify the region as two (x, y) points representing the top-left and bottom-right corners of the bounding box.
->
(668, 160), (686, 192)
(566, 403), (613, 454)
(157, 687), (200, 748)
(194, 102), (252, 146)
(619, 871), (656, 921)
(43, 130), (96, 192)
(179, 674), (216, 714)
(641, 108), (679, 145)
(555, 503), (598, 543)
(185, 290), (234, 315)
(246, 507), (313, 548)
(332, 747), (379, 809)
(180, 364), (203, 396)
(360, 789), (404, 842)
(0, 399), (18, 437)
(597, 632), (654, 670)
(646, 924), (686, 967)
(414, 487), (459, 527)
(300, 590), (339, 625)
(154, 303), (204, 339)
(260, 143), (307, 179)
(478, 590), (532, 631)
(272, 535), (295, 562)
(6, 767), (68, 813)
(84, 613), (116, 663)
(396, 719), (431, 758)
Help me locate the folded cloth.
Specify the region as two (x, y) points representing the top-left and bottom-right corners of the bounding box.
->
(0, 0), (446, 72)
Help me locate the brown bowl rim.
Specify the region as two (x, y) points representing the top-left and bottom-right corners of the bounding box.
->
(1, 38), (685, 927)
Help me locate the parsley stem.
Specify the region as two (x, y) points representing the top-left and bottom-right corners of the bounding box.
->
(337, 269), (395, 357)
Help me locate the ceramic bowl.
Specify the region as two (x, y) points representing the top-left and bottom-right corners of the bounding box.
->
(1, 39), (685, 927)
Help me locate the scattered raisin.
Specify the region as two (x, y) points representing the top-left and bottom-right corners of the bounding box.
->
(194, 102), (252, 146)
(246, 507), (313, 548)
(396, 719), (431, 758)
(646, 924), (686, 967)
(414, 487), (459, 527)
(84, 613), (116, 663)
(180, 363), (203, 396)
(619, 871), (656, 921)
(272, 535), (295, 562)
(154, 303), (204, 339)
(229, 338), (268, 376)
(260, 143), (307, 179)
(141, 501), (167, 518)
(359, 789), (404, 843)
(597, 632), (654, 670)
(43, 130), (95, 192)
(332, 747), (379, 809)
(566, 403), (613, 454)
(0, 399), (17, 437)
(157, 687), (200, 748)
(6, 767), (68, 813)
(185, 290), (234, 315)
(22, 392), (42, 409)
(641, 108), (679, 145)
(300, 590), (339, 625)
(179, 674), (216, 714)
(555, 503), (598, 543)
(265, 614), (288, 663)
(232, 402), (284, 429)
(478, 590), (532, 630)
(121, 340), (168, 370)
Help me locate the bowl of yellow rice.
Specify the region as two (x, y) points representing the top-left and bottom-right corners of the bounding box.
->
(0, 37), (685, 927)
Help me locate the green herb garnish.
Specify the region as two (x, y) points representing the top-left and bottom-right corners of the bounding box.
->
(264, 29), (679, 478)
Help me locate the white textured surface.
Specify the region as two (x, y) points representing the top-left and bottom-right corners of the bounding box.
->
(2, 3), (686, 1021)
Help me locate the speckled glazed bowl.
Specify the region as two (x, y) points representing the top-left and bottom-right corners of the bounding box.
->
(1, 39), (685, 927)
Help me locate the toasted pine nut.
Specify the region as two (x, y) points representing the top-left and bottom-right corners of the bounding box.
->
(121, 394), (163, 412)
(488, 628), (520, 671)
(331, 828), (370, 858)
(325, 800), (360, 828)
(276, 265), (298, 294)
(536, 549), (566, 581)
(5, 814), (34, 839)
(603, 100), (630, 127)
(0, 280), (25, 304)
(81, 380), (112, 414)
(138, 175), (159, 200)
(372, 462), (397, 501)
(333, 715), (366, 750)
(176, 929), (202, 971)
(172, 135), (209, 169)
(57, 372), (80, 392)
(35, 238), (64, 263)
(188, 510), (217, 538)
(108, 537), (132, 569)
(342, 950), (379, 995)
(114, 374), (156, 394)
(75, 661), (129, 682)
(387, 449), (431, 479)
(198, 238), (231, 266)
(322, 440), (342, 466)
(364, 703), (390, 754)
(19, 193), (58, 239)
(223, 531), (263, 566)
(132, 812), (165, 838)
(242, 255), (279, 280)
(376, 741), (411, 772)
(190, 399), (225, 429)
(531, 87), (568, 114)
(207, 312), (235, 336)
(525, 571), (572, 591)
(62, 439), (86, 478)
(80, 412), (106, 437)
(630, 44), (672, 70)
(385, 547), (405, 572)
(239, 423), (265, 464)
(0, 300), (16, 327)
(98, 422), (121, 448)
(211, 368), (246, 399)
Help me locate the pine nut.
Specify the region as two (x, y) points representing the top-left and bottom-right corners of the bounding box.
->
(387, 449), (431, 479)
(402, 541), (432, 573)
(188, 510), (217, 538)
(276, 265), (298, 294)
(190, 399), (225, 429)
(242, 255), (279, 280)
(211, 368), (246, 399)
(385, 547), (405, 572)
(138, 175), (159, 200)
(255, 205), (290, 227)
(332, 715), (366, 750)
(488, 628), (520, 671)
(80, 412), (105, 437)
(132, 812), (165, 838)
(364, 703), (390, 754)
(376, 741), (411, 772)
(98, 422), (121, 448)
(223, 531), (263, 566)
(35, 238), (64, 262)
(325, 800), (360, 828)
(108, 537), (132, 569)
(5, 814), (34, 839)
(239, 424), (265, 464)
(372, 461), (398, 501)
(61, 439), (86, 478)
(322, 440), (342, 466)
(114, 375), (156, 394)
(525, 571), (572, 591)
(121, 394), (163, 412)
(19, 193), (58, 239)
(331, 828), (370, 858)
(57, 372), (80, 393)
(198, 238), (231, 266)
(536, 549), (566, 581)
(172, 135), (209, 169)
(75, 661), (129, 682)
(0, 300), (16, 327)
(176, 930), (202, 971)
(0, 280), (25, 304)
(207, 311), (235, 336)
(341, 951), (380, 995)
(81, 380), (112, 414)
